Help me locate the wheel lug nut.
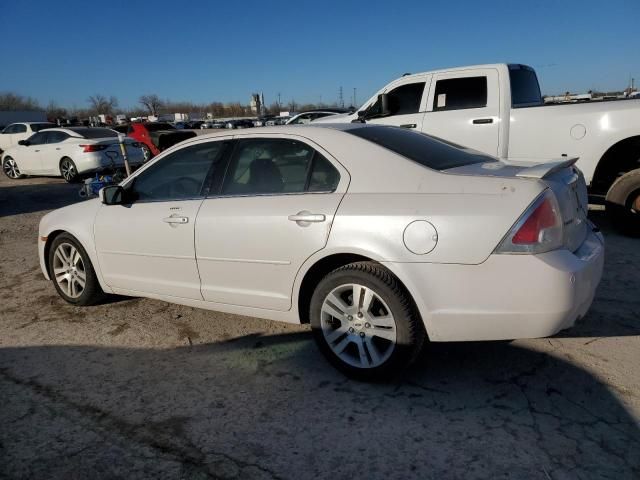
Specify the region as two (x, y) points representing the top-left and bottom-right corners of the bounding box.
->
(359, 332), (365, 338)
(348, 327), (354, 333)
(357, 312), (363, 318)
(365, 323), (371, 328)
(347, 315), (353, 321)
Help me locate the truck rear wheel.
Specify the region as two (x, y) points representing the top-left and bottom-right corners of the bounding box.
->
(606, 168), (640, 236)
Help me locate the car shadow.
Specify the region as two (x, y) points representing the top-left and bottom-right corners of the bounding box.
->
(0, 335), (638, 479)
(0, 180), (84, 217)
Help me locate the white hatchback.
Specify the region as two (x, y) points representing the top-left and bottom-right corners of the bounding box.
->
(38, 124), (604, 380)
(2, 127), (145, 183)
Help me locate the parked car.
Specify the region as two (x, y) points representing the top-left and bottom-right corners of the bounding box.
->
(0, 122), (57, 154)
(287, 110), (345, 125)
(225, 119), (254, 129)
(185, 121), (204, 129)
(1, 127), (145, 183)
(127, 122), (197, 159)
(314, 63), (640, 231)
(37, 124), (603, 380)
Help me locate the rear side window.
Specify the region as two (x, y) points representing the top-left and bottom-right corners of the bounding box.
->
(31, 123), (56, 132)
(509, 66), (543, 107)
(386, 82), (425, 115)
(347, 125), (495, 171)
(433, 77), (487, 111)
(221, 139), (339, 195)
(46, 131), (69, 143)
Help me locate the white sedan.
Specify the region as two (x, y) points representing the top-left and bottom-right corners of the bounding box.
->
(2, 127), (145, 183)
(37, 124), (604, 380)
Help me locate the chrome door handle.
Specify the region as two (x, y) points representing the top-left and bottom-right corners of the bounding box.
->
(288, 211), (326, 225)
(472, 118), (493, 124)
(400, 123), (417, 129)
(163, 216), (189, 224)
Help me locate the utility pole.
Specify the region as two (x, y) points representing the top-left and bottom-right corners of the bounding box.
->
(338, 86), (344, 108)
(353, 88), (357, 107)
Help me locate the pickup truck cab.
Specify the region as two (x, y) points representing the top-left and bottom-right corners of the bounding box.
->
(0, 122), (57, 154)
(315, 64), (640, 231)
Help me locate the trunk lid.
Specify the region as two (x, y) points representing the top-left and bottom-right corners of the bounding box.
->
(447, 157), (589, 252)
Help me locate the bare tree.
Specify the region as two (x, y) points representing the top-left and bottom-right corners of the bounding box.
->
(0, 92), (41, 111)
(87, 94), (118, 115)
(139, 94), (163, 116)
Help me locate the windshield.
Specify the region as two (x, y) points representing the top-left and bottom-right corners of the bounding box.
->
(71, 128), (118, 139)
(145, 123), (175, 132)
(346, 125), (495, 171)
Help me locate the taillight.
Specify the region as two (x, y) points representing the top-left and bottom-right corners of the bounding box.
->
(80, 144), (108, 152)
(495, 190), (564, 254)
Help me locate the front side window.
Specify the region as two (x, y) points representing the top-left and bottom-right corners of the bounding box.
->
(433, 76), (487, 111)
(132, 141), (230, 202)
(386, 82), (425, 115)
(27, 132), (47, 145)
(221, 139), (339, 195)
(13, 124), (28, 133)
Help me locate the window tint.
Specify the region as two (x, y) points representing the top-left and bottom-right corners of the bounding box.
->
(145, 123), (175, 132)
(27, 132), (48, 145)
(509, 66), (543, 107)
(13, 124), (28, 133)
(70, 128), (117, 139)
(433, 77), (487, 111)
(31, 123), (56, 132)
(308, 153), (340, 192)
(386, 82), (425, 115)
(290, 114), (311, 125)
(347, 125), (495, 171)
(132, 141), (229, 202)
(46, 131), (69, 143)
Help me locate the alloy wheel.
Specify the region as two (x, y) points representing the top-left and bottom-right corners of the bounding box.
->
(320, 283), (397, 369)
(52, 242), (86, 298)
(60, 159), (76, 181)
(3, 158), (21, 178)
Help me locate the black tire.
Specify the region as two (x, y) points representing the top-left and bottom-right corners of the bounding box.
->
(606, 168), (640, 236)
(2, 156), (25, 179)
(59, 157), (80, 183)
(310, 261), (426, 381)
(48, 233), (105, 306)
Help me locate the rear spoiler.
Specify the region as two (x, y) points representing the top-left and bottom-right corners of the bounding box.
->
(515, 157), (579, 179)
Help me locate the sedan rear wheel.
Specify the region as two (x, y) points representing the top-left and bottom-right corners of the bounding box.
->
(60, 157), (79, 183)
(3, 156), (24, 179)
(310, 262), (426, 381)
(49, 233), (104, 306)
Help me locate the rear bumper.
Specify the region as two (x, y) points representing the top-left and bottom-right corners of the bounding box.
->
(385, 229), (605, 342)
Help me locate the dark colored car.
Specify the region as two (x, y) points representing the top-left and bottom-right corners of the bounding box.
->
(126, 123), (197, 159)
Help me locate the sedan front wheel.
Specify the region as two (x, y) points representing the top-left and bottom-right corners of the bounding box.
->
(310, 262), (426, 381)
(48, 233), (104, 306)
(2, 156), (25, 179)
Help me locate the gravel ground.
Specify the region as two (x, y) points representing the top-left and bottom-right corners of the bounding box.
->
(0, 174), (638, 480)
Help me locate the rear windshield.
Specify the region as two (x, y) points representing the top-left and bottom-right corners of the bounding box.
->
(145, 123), (175, 132)
(347, 125), (495, 171)
(509, 65), (543, 107)
(31, 123), (57, 132)
(71, 128), (118, 139)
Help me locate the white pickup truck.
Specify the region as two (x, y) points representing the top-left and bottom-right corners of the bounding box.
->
(315, 64), (640, 230)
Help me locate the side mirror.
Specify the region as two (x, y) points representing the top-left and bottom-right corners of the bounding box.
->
(18, 140), (30, 146)
(100, 185), (124, 205)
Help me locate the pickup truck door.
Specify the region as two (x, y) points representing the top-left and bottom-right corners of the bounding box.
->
(422, 68), (501, 156)
(367, 76), (430, 130)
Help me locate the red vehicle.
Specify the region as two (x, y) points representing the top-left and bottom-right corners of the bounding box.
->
(121, 123), (197, 160)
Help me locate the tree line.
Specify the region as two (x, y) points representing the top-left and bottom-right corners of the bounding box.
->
(1, 92), (343, 120)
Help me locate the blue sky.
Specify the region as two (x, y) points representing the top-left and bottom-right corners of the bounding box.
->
(1, 0), (638, 109)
